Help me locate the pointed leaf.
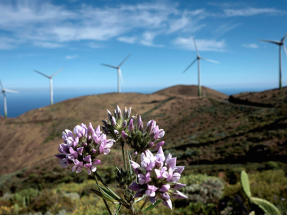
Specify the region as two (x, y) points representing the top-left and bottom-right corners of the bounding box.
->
(93, 184), (121, 201)
(142, 200), (162, 213)
(251, 197), (281, 215)
(127, 151), (133, 175)
(91, 189), (117, 203)
(241, 170), (251, 198)
(114, 203), (122, 215)
(135, 195), (146, 203)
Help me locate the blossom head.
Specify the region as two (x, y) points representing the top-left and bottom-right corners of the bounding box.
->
(55, 123), (114, 175)
(128, 147), (187, 210)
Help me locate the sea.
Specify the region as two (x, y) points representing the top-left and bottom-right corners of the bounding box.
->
(0, 87), (269, 118)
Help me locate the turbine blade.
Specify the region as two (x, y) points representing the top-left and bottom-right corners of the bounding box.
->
(34, 70), (50, 78)
(201, 57), (220, 64)
(119, 69), (124, 85)
(281, 33), (287, 42)
(284, 45), (287, 57)
(0, 80), (3, 90)
(118, 54), (131, 67)
(101, 63), (117, 69)
(259, 39), (280, 45)
(193, 37), (199, 56)
(183, 58), (197, 73)
(51, 68), (64, 77)
(4, 89), (18, 93)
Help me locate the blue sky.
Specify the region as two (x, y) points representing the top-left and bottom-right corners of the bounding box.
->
(1, 0), (287, 94)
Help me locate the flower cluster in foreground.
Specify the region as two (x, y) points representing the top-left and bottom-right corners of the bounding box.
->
(55, 123), (114, 175)
(55, 105), (187, 212)
(129, 146), (187, 209)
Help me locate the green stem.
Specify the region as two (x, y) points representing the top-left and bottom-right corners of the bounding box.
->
(122, 142), (127, 170)
(139, 197), (149, 211)
(94, 173), (112, 215)
(94, 171), (109, 188)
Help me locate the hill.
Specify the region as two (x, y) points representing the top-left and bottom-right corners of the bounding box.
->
(0, 85), (286, 177)
(154, 85), (228, 100)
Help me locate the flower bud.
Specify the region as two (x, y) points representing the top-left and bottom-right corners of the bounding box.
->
(122, 131), (128, 140)
(107, 110), (113, 122)
(137, 115), (143, 130)
(111, 116), (116, 127)
(128, 119), (134, 132)
(122, 120), (127, 128)
(116, 105), (122, 119)
(102, 120), (108, 127)
(114, 130), (119, 135)
(127, 107), (132, 118)
(134, 151), (138, 156)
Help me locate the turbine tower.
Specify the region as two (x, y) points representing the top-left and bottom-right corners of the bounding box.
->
(182, 37), (219, 97)
(0, 80), (18, 118)
(34, 68), (64, 105)
(101, 54), (131, 93)
(259, 33), (287, 89)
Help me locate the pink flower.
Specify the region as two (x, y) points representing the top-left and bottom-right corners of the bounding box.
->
(72, 159), (83, 173)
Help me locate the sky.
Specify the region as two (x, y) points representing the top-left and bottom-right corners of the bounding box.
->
(1, 0), (287, 94)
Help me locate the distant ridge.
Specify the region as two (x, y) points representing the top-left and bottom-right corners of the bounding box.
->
(154, 85), (228, 100)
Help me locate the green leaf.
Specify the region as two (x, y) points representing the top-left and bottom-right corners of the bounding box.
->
(241, 170), (251, 198)
(93, 184), (121, 201)
(142, 200), (162, 213)
(127, 151), (133, 175)
(90, 189), (116, 203)
(249, 212), (255, 215)
(135, 195), (146, 203)
(114, 203), (122, 215)
(251, 197), (281, 215)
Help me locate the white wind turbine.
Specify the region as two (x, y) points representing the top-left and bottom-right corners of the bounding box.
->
(34, 68), (64, 105)
(259, 33), (287, 89)
(101, 54), (131, 93)
(0, 80), (18, 118)
(183, 37), (220, 97)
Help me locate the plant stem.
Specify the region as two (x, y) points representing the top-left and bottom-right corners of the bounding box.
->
(94, 171), (109, 188)
(139, 197), (149, 211)
(122, 142), (127, 170)
(94, 173), (112, 215)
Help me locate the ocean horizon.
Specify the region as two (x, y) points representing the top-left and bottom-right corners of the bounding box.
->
(0, 86), (272, 118)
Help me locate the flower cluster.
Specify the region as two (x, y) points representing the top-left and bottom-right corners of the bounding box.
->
(102, 105), (133, 141)
(55, 123), (115, 175)
(129, 146), (187, 209)
(122, 118), (165, 154)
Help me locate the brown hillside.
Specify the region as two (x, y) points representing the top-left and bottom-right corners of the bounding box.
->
(154, 85), (228, 100)
(229, 86), (287, 108)
(0, 85), (287, 176)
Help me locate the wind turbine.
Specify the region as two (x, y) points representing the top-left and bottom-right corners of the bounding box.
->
(34, 68), (64, 105)
(101, 54), (131, 93)
(182, 37), (220, 97)
(259, 33), (287, 89)
(0, 80), (18, 118)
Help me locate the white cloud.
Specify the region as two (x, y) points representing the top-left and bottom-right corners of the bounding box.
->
(140, 32), (163, 47)
(224, 7), (282, 17)
(0, 1), (204, 48)
(242, 43), (259, 49)
(173, 37), (226, 52)
(34, 42), (63, 48)
(118, 37), (137, 44)
(66, 55), (78, 60)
